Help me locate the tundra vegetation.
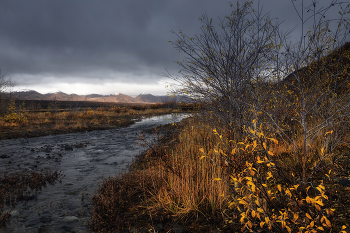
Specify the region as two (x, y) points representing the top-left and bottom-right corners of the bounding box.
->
(89, 0), (350, 232)
(0, 71), (12, 116)
(0, 100), (187, 140)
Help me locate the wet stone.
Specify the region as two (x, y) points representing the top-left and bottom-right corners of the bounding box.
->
(39, 211), (53, 223)
(63, 216), (79, 222)
(25, 218), (41, 227)
(9, 210), (19, 217)
(0, 154), (10, 158)
(62, 144), (74, 151)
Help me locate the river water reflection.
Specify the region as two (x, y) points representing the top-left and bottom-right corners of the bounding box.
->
(0, 113), (190, 233)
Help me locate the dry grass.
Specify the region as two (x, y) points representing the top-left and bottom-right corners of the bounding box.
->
(89, 118), (241, 232)
(89, 116), (350, 232)
(0, 170), (63, 228)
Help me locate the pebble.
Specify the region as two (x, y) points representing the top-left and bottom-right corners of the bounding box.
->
(10, 210), (19, 217)
(63, 216), (79, 222)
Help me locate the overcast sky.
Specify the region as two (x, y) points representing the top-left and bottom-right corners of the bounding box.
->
(0, 0), (346, 96)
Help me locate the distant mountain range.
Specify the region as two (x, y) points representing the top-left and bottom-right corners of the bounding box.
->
(9, 90), (177, 104)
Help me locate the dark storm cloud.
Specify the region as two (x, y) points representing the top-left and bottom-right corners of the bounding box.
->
(0, 0), (346, 88)
(0, 0), (234, 85)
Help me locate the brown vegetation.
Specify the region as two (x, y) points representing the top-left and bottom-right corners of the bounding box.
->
(0, 102), (192, 140)
(0, 170), (63, 228)
(89, 116), (350, 232)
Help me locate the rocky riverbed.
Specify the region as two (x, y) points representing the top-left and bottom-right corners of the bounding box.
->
(0, 113), (189, 233)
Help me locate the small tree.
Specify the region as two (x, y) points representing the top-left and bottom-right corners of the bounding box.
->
(168, 0), (350, 185)
(166, 0), (285, 136)
(0, 71), (12, 116)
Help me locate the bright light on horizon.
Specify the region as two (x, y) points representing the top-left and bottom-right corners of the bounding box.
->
(13, 80), (175, 96)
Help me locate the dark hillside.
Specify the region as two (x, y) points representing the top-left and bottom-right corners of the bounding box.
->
(282, 42), (350, 95)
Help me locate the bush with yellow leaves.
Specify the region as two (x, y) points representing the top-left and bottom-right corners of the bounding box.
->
(79, 107), (95, 118)
(4, 99), (27, 123)
(201, 120), (348, 232)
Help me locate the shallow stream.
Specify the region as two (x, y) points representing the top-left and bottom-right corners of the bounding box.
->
(0, 113), (189, 233)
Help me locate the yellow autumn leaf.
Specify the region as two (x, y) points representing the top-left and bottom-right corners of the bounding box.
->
(260, 222), (265, 228)
(239, 200), (247, 205)
(251, 210), (256, 218)
(277, 184), (281, 192)
(306, 213), (312, 220)
(265, 217), (269, 224)
(257, 156), (264, 163)
(324, 130), (333, 136)
(253, 140), (257, 149)
(310, 221), (315, 227)
(315, 204), (321, 211)
(325, 218), (331, 227)
(285, 189), (292, 197)
(315, 199), (323, 206)
(247, 181), (256, 192)
(286, 226), (291, 233)
(228, 202), (235, 209)
(263, 142), (267, 150)
(214, 178), (221, 181)
(247, 221), (252, 228)
(267, 172), (273, 180)
(240, 213), (246, 223)
(306, 196), (311, 204)
(293, 213), (299, 222)
(200, 156), (206, 160)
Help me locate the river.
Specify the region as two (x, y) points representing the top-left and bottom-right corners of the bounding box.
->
(0, 113), (189, 233)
